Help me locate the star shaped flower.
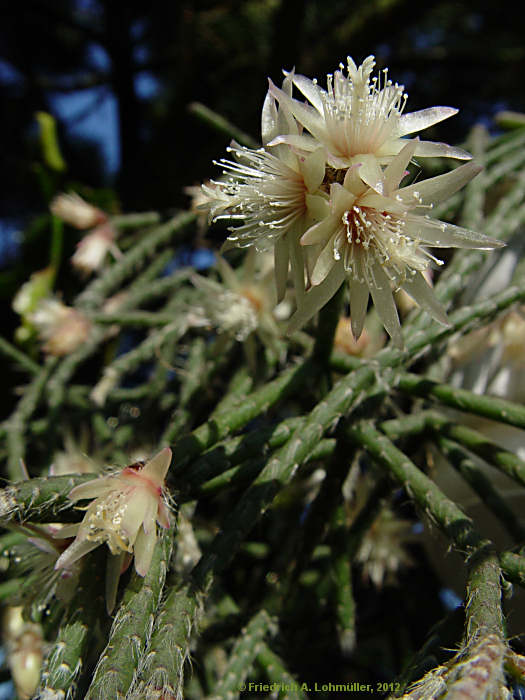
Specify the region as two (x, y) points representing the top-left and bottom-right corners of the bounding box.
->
(289, 140), (504, 346)
(54, 448), (172, 578)
(267, 55), (470, 168)
(201, 73), (325, 302)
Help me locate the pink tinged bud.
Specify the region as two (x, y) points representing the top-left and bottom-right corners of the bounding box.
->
(50, 192), (107, 229)
(30, 298), (92, 356)
(71, 223), (118, 275)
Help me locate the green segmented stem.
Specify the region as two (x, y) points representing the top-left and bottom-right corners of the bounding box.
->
(211, 609), (277, 699)
(88, 310), (176, 327)
(169, 358), (320, 471)
(188, 101), (259, 149)
(485, 127), (525, 165)
(164, 336), (209, 439)
(381, 409), (525, 490)
(188, 435), (335, 500)
(0, 336), (41, 375)
(287, 430), (356, 584)
(37, 549), (106, 699)
(4, 356), (58, 480)
(348, 424), (525, 585)
(212, 365), (254, 416)
(124, 267), (193, 308)
(499, 551), (525, 586)
(46, 327), (109, 411)
(127, 578), (205, 700)
(175, 416), (304, 496)
(110, 211), (161, 229)
(459, 125), (489, 231)
(85, 528), (173, 700)
(395, 371), (525, 430)
(464, 547), (505, 643)
(91, 321), (188, 405)
(256, 643), (309, 700)
(192, 364), (376, 586)
(331, 543), (356, 655)
(346, 421), (484, 551)
(0, 473), (95, 524)
(436, 436), (525, 543)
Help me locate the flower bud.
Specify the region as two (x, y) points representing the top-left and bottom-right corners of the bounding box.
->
(50, 192), (106, 229)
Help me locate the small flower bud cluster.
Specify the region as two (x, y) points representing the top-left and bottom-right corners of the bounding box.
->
(51, 192), (119, 275)
(30, 297), (91, 356)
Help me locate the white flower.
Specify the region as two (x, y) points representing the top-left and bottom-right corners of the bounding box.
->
(71, 223), (119, 275)
(50, 192), (106, 230)
(289, 140), (504, 346)
(191, 251), (287, 364)
(31, 297), (91, 356)
(267, 55), (470, 168)
(202, 74), (326, 301)
(54, 448), (172, 578)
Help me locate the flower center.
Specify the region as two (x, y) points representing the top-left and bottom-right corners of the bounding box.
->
(336, 205), (424, 287)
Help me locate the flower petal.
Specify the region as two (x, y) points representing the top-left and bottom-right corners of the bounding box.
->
(311, 234), (338, 286)
(51, 523), (81, 539)
(368, 262), (403, 348)
(143, 447), (172, 485)
(414, 140), (472, 160)
(55, 537), (100, 571)
(68, 477), (113, 502)
(405, 216), (505, 249)
(289, 235), (307, 302)
(274, 235), (289, 303)
(302, 148), (326, 193)
(301, 214), (338, 246)
(287, 264), (345, 333)
(397, 162), (482, 210)
(216, 256), (241, 291)
(291, 73), (325, 114)
(397, 107), (458, 137)
(356, 155), (385, 194)
(261, 90), (278, 145)
(331, 182), (356, 213)
(134, 527), (156, 577)
(267, 133), (320, 152)
(306, 193), (330, 222)
(268, 79), (327, 142)
(349, 275), (370, 340)
(157, 500), (171, 529)
(383, 140), (418, 192)
(402, 272), (449, 326)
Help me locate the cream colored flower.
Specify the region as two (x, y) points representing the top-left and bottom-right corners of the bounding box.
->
(54, 448), (172, 578)
(31, 297), (92, 356)
(191, 251), (287, 366)
(268, 55), (470, 168)
(50, 192), (106, 230)
(71, 222), (119, 275)
(202, 74), (326, 301)
(289, 140), (504, 346)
